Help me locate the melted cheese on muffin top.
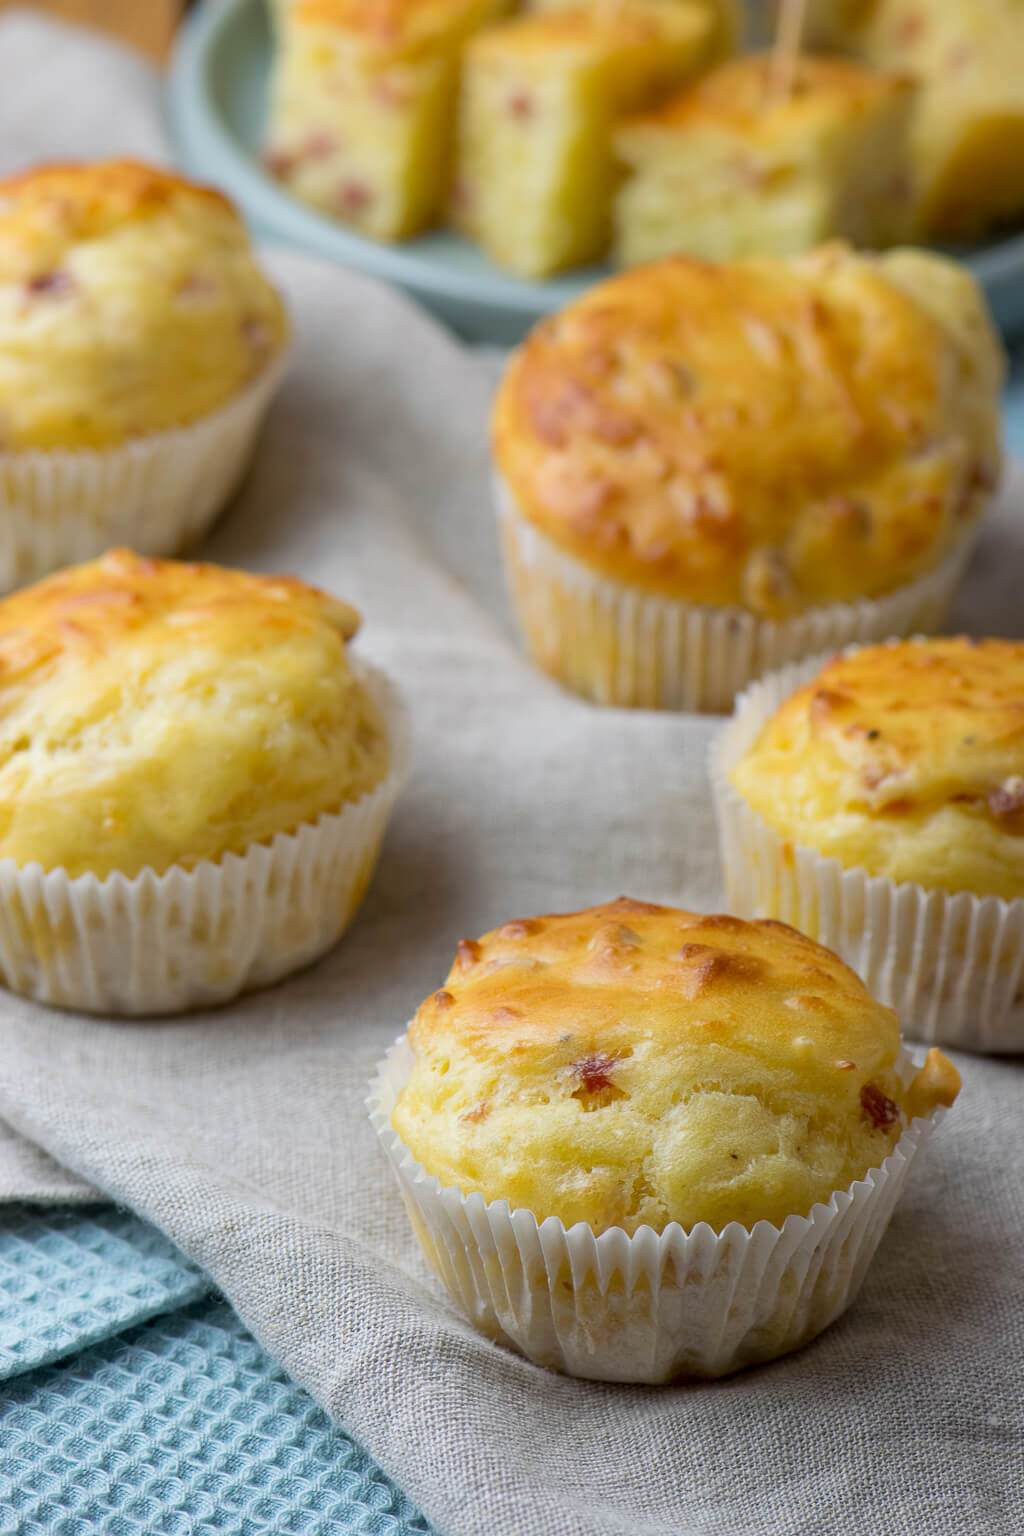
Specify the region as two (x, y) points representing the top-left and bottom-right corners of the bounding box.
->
(392, 898), (957, 1233)
(492, 244), (1003, 615)
(0, 549), (388, 878)
(0, 160), (287, 448)
(732, 637), (1024, 900)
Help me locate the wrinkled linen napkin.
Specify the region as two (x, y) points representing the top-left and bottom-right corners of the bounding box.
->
(1, 12), (1023, 1535)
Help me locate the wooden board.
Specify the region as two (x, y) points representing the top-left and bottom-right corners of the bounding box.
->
(0, 0), (186, 60)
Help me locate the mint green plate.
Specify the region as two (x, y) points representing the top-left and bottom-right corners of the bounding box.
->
(166, 0), (1024, 344)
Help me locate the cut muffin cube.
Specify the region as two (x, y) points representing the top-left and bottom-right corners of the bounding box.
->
(850, 0), (1024, 240)
(265, 0), (508, 241)
(453, 1), (715, 277)
(613, 52), (916, 265)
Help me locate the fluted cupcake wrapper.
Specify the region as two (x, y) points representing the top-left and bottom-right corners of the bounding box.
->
(495, 474), (979, 714)
(711, 652), (1024, 1054)
(0, 660), (410, 1017)
(0, 350), (289, 594)
(368, 1034), (944, 1383)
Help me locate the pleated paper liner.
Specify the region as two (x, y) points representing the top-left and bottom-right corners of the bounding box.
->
(495, 474), (979, 714)
(368, 1034), (947, 1383)
(0, 660), (410, 1017)
(711, 651), (1024, 1053)
(0, 349), (289, 594)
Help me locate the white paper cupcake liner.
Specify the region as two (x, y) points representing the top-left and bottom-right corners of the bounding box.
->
(711, 651), (1024, 1053)
(0, 659), (410, 1017)
(368, 1034), (946, 1383)
(495, 474), (979, 713)
(0, 350), (289, 594)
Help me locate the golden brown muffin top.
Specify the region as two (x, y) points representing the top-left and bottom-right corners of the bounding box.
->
(0, 547), (359, 670)
(0, 550), (389, 879)
(742, 638), (1024, 831)
(493, 245), (1003, 614)
(0, 161), (234, 282)
(411, 897), (947, 1095)
(0, 159), (287, 448)
(623, 50), (914, 138)
(395, 898), (959, 1232)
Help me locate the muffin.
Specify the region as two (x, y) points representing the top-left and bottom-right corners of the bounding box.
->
(452, 1), (715, 278)
(265, 0), (509, 241)
(492, 243), (1004, 711)
(370, 898), (959, 1381)
(800, 0), (1024, 241)
(714, 638), (1024, 1052)
(613, 54), (916, 266)
(0, 549), (409, 1015)
(0, 161), (288, 591)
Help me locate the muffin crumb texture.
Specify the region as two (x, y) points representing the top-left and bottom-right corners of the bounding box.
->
(0, 549), (388, 878)
(731, 638), (1024, 899)
(613, 52), (917, 266)
(392, 898), (957, 1233)
(0, 161), (288, 448)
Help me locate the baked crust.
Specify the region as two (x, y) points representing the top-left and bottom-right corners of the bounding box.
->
(621, 50), (914, 141)
(0, 549), (388, 878)
(731, 637), (1024, 899)
(492, 244), (1003, 614)
(0, 160), (287, 448)
(392, 897), (958, 1232)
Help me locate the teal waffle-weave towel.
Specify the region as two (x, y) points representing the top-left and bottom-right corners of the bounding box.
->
(0, 1203), (433, 1536)
(0, 1204), (206, 1380)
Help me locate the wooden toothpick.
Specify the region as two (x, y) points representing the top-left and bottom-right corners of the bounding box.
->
(770, 0), (810, 101)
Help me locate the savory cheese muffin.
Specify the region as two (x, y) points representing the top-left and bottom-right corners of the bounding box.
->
(614, 53), (915, 265)
(0, 550), (408, 1014)
(391, 898), (957, 1232)
(374, 898), (959, 1378)
(266, 0), (508, 241)
(730, 639), (1024, 901)
(715, 640), (1024, 1050)
(0, 161), (287, 450)
(802, 0), (1024, 240)
(0, 549), (386, 878)
(493, 244), (1003, 710)
(0, 160), (288, 591)
(453, 1), (715, 278)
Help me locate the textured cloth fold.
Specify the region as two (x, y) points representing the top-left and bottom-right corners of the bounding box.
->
(1, 1294), (431, 1536)
(0, 1204), (206, 1379)
(0, 12), (1023, 1535)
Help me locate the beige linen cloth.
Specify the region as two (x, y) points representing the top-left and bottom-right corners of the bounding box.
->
(1, 12), (1023, 1534)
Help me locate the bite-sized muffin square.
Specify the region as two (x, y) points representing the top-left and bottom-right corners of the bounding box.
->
(613, 53), (916, 266)
(854, 0), (1024, 240)
(798, 0), (1024, 240)
(265, 0), (507, 241)
(453, 1), (715, 278)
